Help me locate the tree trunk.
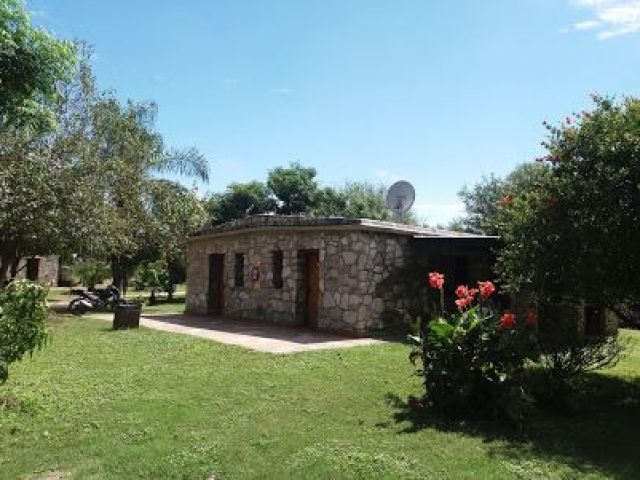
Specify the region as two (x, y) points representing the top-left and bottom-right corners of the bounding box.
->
(148, 289), (156, 306)
(9, 256), (22, 279)
(111, 256), (126, 293)
(0, 241), (18, 285)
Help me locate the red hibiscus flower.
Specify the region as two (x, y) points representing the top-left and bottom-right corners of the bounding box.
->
(455, 296), (472, 310)
(477, 281), (496, 298)
(500, 312), (516, 329)
(428, 272), (444, 289)
(526, 309), (538, 328)
(455, 285), (469, 298)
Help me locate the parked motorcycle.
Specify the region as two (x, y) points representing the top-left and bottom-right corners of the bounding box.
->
(68, 285), (123, 315)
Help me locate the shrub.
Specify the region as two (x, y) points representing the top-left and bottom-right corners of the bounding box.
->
(409, 273), (539, 425)
(134, 260), (175, 304)
(527, 299), (625, 406)
(0, 281), (49, 383)
(71, 259), (111, 288)
(536, 334), (623, 408)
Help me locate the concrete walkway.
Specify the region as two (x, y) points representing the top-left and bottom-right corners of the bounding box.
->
(91, 312), (386, 354)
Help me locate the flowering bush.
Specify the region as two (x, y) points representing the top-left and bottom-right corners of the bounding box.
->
(409, 273), (539, 424)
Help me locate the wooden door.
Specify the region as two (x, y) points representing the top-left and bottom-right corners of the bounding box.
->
(305, 250), (320, 328)
(208, 254), (225, 316)
(26, 257), (40, 281)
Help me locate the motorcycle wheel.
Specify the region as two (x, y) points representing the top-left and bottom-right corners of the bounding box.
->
(69, 299), (88, 316)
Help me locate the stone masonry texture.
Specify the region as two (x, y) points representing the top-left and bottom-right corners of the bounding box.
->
(186, 215), (496, 334)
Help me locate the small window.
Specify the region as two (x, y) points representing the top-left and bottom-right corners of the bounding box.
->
(272, 251), (283, 289)
(234, 253), (245, 287)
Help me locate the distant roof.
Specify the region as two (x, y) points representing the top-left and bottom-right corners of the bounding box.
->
(190, 214), (498, 241)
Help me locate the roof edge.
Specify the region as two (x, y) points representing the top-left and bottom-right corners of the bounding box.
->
(189, 214), (491, 241)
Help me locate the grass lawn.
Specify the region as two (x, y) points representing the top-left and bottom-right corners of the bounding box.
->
(1, 317), (639, 479)
(47, 286), (187, 315)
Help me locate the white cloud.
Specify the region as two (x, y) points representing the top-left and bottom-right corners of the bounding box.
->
(573, 19), (602, 30)
(570, 0), (640, 39)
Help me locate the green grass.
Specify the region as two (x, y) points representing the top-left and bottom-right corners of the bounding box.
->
(47, 285), (186, 302)
(47, 286), (186, 315)
(46, 287), (75, 303)
(1, 318), (639, 480)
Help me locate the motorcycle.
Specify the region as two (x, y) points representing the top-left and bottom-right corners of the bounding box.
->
(68, 285), (123, 315)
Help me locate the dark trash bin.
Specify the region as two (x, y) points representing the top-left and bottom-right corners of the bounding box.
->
(113, 303), (141, 330)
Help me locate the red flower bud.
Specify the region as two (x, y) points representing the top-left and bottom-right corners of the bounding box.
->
(455, 285), (469, 298)
(428, 272), (444, 290)
(500, 312), (516, 329)
(477, 281), (496, 298)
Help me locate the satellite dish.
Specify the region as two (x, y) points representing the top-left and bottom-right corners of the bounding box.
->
(386, 180), (415, 214)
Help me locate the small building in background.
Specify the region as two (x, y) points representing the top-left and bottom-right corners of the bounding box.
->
(14, 255), (60, 286)
(186, 215), (498, 334)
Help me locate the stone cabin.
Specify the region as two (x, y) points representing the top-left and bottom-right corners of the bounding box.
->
(186, 215), (498, 334)
(14, 255), (60, 286)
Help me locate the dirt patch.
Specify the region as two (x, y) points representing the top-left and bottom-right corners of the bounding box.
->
(31, 471), (71, 480)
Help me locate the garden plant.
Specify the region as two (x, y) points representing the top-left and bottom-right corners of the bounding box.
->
(0, 280), (49, 383)
(409, 272), (539, 425)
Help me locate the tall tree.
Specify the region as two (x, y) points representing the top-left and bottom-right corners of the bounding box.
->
(313, 181), (408, 222)
(147, 180), (207, 290)
(0, 47), (209, 286)
(494, 95), (640, 316)
(83, 96), (208, 290)
(0, 45), (95, 280)
(206, 181), (275, 224)
(0, 0), (76, 132)
(456, 163), (550, 235)
(267, 162), (319, 214)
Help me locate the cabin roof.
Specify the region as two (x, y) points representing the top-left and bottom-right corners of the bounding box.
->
(189, 214), (499, 241)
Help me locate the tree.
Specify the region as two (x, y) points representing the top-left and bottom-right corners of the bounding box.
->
(494, 95), (640, 313)
(84, 96), (208, 291)
(339, 181), (395, 221)
(456, 163), (550, 235)
(0, 281), (48, 383)
(0, 143), (62, 280)
(71, 259), (111, 289)
(0, 0), (76, 131)
(0, 46), (106, 281)
(0, 47), (209, 288)
(455, 97), (633, 395)
(313, 181), (406, 222)
(206, 181), (275, 224)
(267, 162), (319, 214)
(147, 180), (207, 295)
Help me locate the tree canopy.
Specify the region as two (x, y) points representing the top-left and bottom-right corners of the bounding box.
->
(0, 46), (209, 286)
(205, 163), (413, 225)
(206, 181), (276, 224)
(0, 0), (77, 131)
(456, 163), (550, 235)
(459, 95), (640, 316)
(267, 162), (319, 215)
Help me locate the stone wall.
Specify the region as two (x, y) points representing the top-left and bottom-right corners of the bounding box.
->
(186, 230), (411, 333)
(14, 255), (59, 286)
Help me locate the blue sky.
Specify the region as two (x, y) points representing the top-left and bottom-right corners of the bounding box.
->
(29, 0), (640, 224)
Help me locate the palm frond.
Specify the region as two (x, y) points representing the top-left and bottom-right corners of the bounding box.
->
(155, 147), (209, 183)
